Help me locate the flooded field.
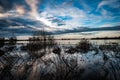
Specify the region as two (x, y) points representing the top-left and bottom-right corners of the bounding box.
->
(0, 38), (120, 80)
(11, 39), (120, 45)
(57, 39), (120, 45)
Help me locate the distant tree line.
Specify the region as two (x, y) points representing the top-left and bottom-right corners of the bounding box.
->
(0, 37), (17, 47)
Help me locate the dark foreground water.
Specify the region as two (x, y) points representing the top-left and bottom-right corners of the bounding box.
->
(0, 39), (120, 80)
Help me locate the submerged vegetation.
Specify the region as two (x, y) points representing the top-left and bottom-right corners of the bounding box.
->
(0, 32), (120, 80)
(0, 38), (5, 48)
(27, 30), (57, 58)
(76, 39), (91, 53)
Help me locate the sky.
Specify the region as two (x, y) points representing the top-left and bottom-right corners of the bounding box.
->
(0, 0), (120, 38)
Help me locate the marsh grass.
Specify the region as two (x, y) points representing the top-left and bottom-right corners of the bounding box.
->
(0, 37), (120, 80)
(27, 30), (56, 59)
(76, 39), (91, 53)
(0, 38), (5, 48)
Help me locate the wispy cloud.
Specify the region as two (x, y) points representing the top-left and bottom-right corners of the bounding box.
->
(0, 6), (4, 12)
(15, 5), (26, 15)
(24, 0), (61, 30)
(97, 0), (120, 9)
(44, 4), (88, 29)
(9, 26), (25, 29)
(0, 0), (120, 37)
(100, 22), (120, 27)
(25, 0), (40, 17)
(0, 0), (13, 12)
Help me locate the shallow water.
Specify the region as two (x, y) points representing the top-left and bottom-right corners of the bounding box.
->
(15, 39), (120, 45)
(0, 40), (120, 80)
(57, 39), (120, 45)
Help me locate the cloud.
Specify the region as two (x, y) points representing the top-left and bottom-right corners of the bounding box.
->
(0, 15), (60, 37)
(0, 10), (25, 18)
(54, 26), (120, 34)
(38, 1), (119, 30)
(46, 6), (86, 19)
(0, 0), (13, 12)
(37, 1), (116, 30)
(97, 0), (120, 9)
(0, 13), (11, 18)
(101, 24), (115, 27)
(15, 5), (26, 15)
(100, 22), (120, 27)
(77, 0), (92, 13)
(43, 5), (88, 29)
(96, 0), (120, 19)
(25, 0), (40, 17)
(0, 0), (30, 16)
(9, 26), (25, 29)
(0, 17), (37, 37)
(0, 0), (30, 18)
(0, 0), (120, 37)
(0, 6), (4, 12)
(24, 0), (61, 30)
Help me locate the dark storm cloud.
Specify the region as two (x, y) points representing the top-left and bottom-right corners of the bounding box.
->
(0, 0), (120, 37)
(0, 17), (35, 37)
(0, 17), (47, 37)
(0, 16), (120, 36)
(54, 26), (120, 34)
(0, 0), (13, 12)
(0, 0), (29, 13)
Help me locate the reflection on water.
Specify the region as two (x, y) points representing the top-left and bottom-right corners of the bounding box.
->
(16, 39), (120, 45)
(57, 39), (120, 45)
(1, 38), (120, 80)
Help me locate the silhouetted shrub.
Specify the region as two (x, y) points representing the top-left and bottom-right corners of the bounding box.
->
(0, 65), (14, 80)
(0, 38), (5, 48)
(76, 39), (91, 53)
(99, 43), (119, 52)
(52, 46), (61, 55)
(0, 50), (5, 57)
(20, 45), (27, 51)
(65, 46), (77, 54)
(27, 30), (56, 58)
(8, 37), (17, 46)
(27, 37), (43, 51)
